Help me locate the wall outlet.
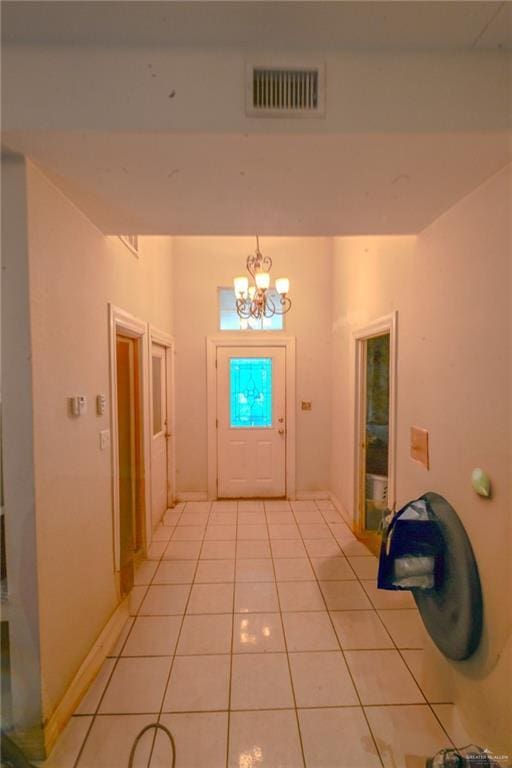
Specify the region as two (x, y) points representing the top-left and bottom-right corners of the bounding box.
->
(96, 394), (107, 416)
(100, 430), (111, 451)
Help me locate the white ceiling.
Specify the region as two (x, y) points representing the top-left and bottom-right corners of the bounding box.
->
(2, 1), (511, 50)
(2, 2), (512, 235)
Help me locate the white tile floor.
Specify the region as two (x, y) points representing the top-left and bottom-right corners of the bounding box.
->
(39, 499), (465, 768)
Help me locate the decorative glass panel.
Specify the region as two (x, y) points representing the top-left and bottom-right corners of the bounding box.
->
(152, 355), (163, 435)
(230, 358), (272, 428)
(219, 287), (284, 331)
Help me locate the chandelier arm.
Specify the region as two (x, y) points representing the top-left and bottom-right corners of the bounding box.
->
(263, 292), (277, 317)
(272, 295), (292, 315)
(235, 298), (253, 319)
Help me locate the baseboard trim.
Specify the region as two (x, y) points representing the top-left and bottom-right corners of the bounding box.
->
(295, 490), (330, 500)
(43, 597), (129, 756)
(176, 491), (209, 501)
(329, 492), (354, 528)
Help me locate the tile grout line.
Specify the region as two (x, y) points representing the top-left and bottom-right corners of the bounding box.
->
(264, 499), (308, 768)
(291, 499), (386, 768)
(225, 500), (239, 768)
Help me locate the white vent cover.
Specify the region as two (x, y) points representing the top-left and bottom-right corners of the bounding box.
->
(246, 62), (325, 117)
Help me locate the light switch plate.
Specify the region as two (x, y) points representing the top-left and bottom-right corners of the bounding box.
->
(100, 430), (111, 451)
(410, 426), (429, 469)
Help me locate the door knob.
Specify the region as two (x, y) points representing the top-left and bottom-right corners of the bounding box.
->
(278, 429), (285, 435)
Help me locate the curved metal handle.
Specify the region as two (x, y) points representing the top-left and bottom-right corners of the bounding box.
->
(278, 428), (285, 435)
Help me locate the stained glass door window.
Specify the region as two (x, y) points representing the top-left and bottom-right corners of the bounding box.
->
(230, 358), (273, 428)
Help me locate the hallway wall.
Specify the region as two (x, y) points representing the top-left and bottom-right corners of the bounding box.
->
(172, 237), (332, 497)
(25, 162), (174, 724)
(330, 165), (512, 754)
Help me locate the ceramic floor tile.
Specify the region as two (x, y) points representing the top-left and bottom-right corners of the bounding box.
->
(75, 659), (116, 714)
(77, 715), (155, 767)
(233, 613), (285, 653)
(348, 556), (379, 580)
(152, 525), (172, 542)
(321, 509), (344, 523)
(238, 511), (266, 524)
(231, 653), (294, 709)
(311, 557), (356, 581)
(282, 611), (339, 651)
(184, 501), (211, 513)
(366, 705), (451, 768)
(151, 712), (228, 768)
(291, 500), (318, 512)
(236, 539), (272, 559)
(265, 511), (295, 525)
(289, 651), (359, 707)
(36, 716), (93, 768)
(361, 580), (416, 609)
(163, 509), (181, 526)
(277, 581), (325, 611)
(209, 511), (237, 525)
(268, 523), (301, 540)
(194, 558), (235, 583)
(162, 654), (231, 712)
(299, 523), (333, 539)
(171, 525), (206, 541)
(163, 540), (201, 560)
(298, 707), (381, 768)
(201, 540), (236, 559)
(128, 586), (147, 616)
(270, 539), (307, 558)
(294, 511), (325, 524)
(378, 609), (427, 649)
(177, 614), (233, 655)
(134, 560), (158, 585)
(139, 584), (191, 616)
(229, 709), (303, 768)
(274, 558), (315, 581)
(340, 539), (374, 557)
(187, 582), (234, 614)
(401, 650), (454, 703)
(345, 650), (424, 705)
(153, 560), (196, 584)
(99, 656), (171, 713)
(212, 500), (238, 512)
(178, 511), (209, 526)
(122, 615), (182, 656)
(315, 500), (335, 510)
(319, 580), (372, 610)
(329, 524), (357, 543)
(235, 558), (275, 582)
(238, 500), (264, 512)
(237, 523), (269, 540)
(205, 524), (237, 541)
(431, 704), (474, 747)
(330, 610), (394, 650)
(147, 541), (167, 560)
(264, 500), (292, 512)
(234, 582), (280, 613)
(108, 617), (135, 655)
(304, 538), (342, 558)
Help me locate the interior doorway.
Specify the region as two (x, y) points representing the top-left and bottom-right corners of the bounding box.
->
(354, 313), (397, 549)
(116, 334), (144, 596)
(150, 342), (170, 527)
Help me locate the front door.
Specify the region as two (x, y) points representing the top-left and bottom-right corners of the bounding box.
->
(217, 347), (286, 498)
(151, 343), (168, 528)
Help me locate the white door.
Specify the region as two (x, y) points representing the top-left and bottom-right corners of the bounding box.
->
(151, 343), (168, 527)
(217, 347), (286, 498)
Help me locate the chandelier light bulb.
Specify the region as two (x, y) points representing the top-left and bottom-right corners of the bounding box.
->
(233, 275), (249, 298)
(248, 285), (256, 300)
(255, 271), (270, 290)
(275, 277), (290, 295)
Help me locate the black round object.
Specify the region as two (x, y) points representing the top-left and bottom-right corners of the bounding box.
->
(413, 492), (483, 661)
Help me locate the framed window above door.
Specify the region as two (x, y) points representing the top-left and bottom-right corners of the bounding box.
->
(218, 287), (284, 331)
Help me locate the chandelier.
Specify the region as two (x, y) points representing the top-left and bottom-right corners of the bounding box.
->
(233, 237), (291, 320)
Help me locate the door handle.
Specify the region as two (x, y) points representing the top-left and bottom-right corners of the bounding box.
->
(278, 429), (285, 435)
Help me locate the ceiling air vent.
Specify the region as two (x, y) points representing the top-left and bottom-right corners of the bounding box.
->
(246, 63), (325, 117)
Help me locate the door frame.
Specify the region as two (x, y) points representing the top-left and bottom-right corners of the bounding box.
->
(353, 312), (398, 532)
(149, 326), (176, 513)
(109, 304), (151, 572)
(206, 334), (296, 500)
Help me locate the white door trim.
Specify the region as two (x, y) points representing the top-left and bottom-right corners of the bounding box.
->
(108, 304), (151, 571)
(206, 334), (296, 500)
(149, 326), (176, 513)
(353, 312), (398, 528)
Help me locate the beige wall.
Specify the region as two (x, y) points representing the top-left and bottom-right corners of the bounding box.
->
(172, 237), (332, 496)
(330, 166), (512, 754)
(25, 162), (173, 722)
